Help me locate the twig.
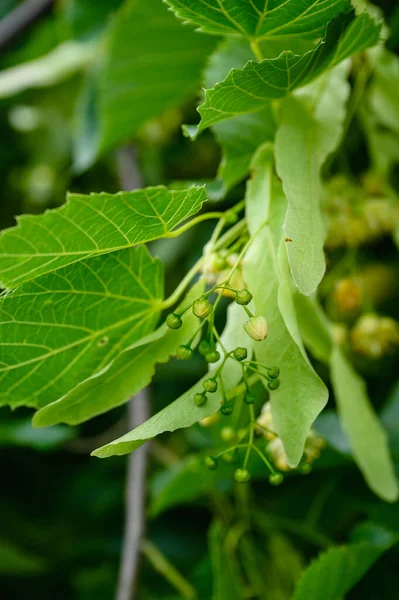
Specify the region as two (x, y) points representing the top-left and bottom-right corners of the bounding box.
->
(0, 0), (54, 51)
(116, 392), (150, 600)
(115, 145), (150, 600)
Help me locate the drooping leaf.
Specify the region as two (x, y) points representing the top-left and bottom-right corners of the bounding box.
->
(166, 0), (348, 40)
(295, 294), (398, 500)
(330, 346), (398, 502)
(185, 11), (380, 137)
(243, 145), (328, 467)
(92, 373), (223, 458)
(0, 246), (163, 409)
(96, 0), (216, 154)
(275, 63), (350, 295)
(293, 293), (332, 364)
(33, 282), (203, 426)
(292, 523), (396, 600)
(93, 284), (248, 458)
(0, 185), (206, 289)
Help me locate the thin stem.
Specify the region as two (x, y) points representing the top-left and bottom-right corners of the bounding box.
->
(213, 326), (229, 357)
(162, 218), (247, 310)
(250, 38), (264, 61)
(169, 212), (225, 237)
(161, 258), (204, 309)
(116, 393), (150, 600)
(141, 540), (197, 599)
(251, 444), (275, 473)
(226, 374), (259, 401)
(243, 405), (255, 469)
(215, 218), (247, 251)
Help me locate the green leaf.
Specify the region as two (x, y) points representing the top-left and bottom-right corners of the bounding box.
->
(33, 282), (203, 426)
(96, 0), (216, 154)
(0, 185), (206, 289)
(292, 524), (396, 600)
(203, 38), (276, 191)
(0, 246), (163, 410)
(166, 0), (348, 40)
(93, 286), (247, 458)
(186, 11), (380, 137)
(243, 145), (328, 467)
(330, 346), (399, 502)
(275, 63), (350, 295)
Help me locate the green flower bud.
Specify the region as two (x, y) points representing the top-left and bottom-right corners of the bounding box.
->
(269, 473), (284, 486)
(221, 402), (233, 416)
(203, 378), (218, 393)
(176, 345), (193, 360)
(204, 456), (218, 470)
(220, 427), (236, 443)
(236, 288), (253, 305)
(244, 392), (255, 404)
(234, 468), (251, 483)
(193, 298), (213, 318)
(223, 449), (239, 464)
(267, 366), (280, 379)
(166, 313), (182, 329)
(205, 350), (221, 364)
(198, 339), (211, 356)
(233, 346), (247, 361)
(194, 392), (207, 407)
(244, 316), (268, 341)
(267, 378), (280, 391)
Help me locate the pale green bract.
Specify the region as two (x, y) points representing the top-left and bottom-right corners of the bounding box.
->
(275, 63), (350, 295)
(0, 246), (163, 410)
(93, 286), (250, 458)
(294, 295), (398, 502)
(33, 282), (204, 427)
(243, 145), (328, 467)
(184, 11), (381, 137)
(330, 347), (398, 502)
(0, 185), (206, 290)
(166, 0), (348, 39)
